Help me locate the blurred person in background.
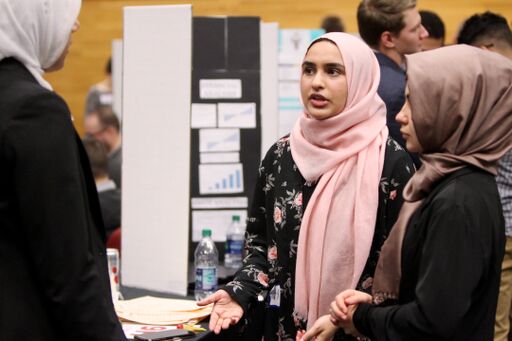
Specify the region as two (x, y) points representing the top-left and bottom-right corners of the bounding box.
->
(84, 107), (122, 188)
(83, 138), (121, 239)
(84, 56), (113, 117)
(419, 10), (445, 50)
(321, 15), (346, 32)
(458, 11), (512, 59)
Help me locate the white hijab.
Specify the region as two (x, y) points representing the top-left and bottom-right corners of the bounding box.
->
(0, 0), (81, 90)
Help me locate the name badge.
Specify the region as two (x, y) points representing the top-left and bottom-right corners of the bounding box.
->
(269, 285), (281, 308)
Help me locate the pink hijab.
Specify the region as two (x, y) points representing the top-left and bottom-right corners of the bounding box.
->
(372, 45), (512, 303)
(291, 32), (388, 327)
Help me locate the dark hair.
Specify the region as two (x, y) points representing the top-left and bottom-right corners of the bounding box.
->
(321, 15), (346, 33)
(83, 137), (109, 178)
(457, 11), (512, 47)
(94, 107), (120, 132)
(357, 0), (417, 48)
(105, 57), (112, 75)
(420, 10), (445, 41)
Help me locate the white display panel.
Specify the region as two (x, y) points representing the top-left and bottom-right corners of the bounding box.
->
(111, 39), (123, 119)
(260, 22), (280, 154)
(122, 4), (192, 296)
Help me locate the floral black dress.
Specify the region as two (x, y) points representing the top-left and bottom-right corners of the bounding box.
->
(222, 136), (415, 341)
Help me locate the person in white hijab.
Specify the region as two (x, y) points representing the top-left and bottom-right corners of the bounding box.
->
(0, 0), (80, 88)
(0, 1), (126, 340)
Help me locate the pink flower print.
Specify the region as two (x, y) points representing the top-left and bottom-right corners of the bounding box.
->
(274, 206), (282, 224)
(268, 246), (278, 260)
(293, 315), (302, 327)
(294, 192), (303, 206)
(389, 190), (397, 200)
(362, 277), (373, 290)
(257, 272), (269, 287)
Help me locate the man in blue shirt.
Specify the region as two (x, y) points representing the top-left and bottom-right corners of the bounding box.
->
(357, 0), (428, 168)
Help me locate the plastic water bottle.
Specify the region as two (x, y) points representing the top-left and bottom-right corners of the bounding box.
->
(194, 229), (218, 301)
(224, 215), (245, 269)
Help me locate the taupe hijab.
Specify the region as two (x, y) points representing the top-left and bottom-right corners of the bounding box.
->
(373, 44), (512, 303)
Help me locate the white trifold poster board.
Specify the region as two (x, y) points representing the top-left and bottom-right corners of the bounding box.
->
(260, 22), (279, 154)
(121, 5), (192, 296)
(111, 39), (123, 119)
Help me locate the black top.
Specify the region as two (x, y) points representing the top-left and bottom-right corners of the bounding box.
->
(0, 58), (126, 340)
(354, 167), (504, 341)
(99, 188), (122, 238)
(108, 146), (122, 189)
(222, 136), (415, 340)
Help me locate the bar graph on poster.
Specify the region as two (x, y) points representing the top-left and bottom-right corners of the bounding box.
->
(199, 163), (244, 194)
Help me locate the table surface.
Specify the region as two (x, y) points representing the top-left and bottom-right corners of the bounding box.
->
(120, 263), (237, 340)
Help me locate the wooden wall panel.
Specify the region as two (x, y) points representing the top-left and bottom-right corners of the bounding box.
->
(44, 0), (511, 135)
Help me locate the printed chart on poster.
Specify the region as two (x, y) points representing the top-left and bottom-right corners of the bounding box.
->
(199, 163), (244, 194)
(199, 128), (240, 152)
(218, 103), (257, 128)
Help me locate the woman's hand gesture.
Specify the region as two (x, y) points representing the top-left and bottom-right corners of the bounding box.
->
(196, 289), (244, 334)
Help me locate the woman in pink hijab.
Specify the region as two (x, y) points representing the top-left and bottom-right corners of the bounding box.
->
(306, 45), (512, 341)
(198, 32), (414, 340)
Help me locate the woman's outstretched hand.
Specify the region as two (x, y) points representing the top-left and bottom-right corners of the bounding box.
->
(197, 289), (244, 334)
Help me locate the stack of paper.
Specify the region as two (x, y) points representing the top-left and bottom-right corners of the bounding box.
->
(115, 296), (212, 325)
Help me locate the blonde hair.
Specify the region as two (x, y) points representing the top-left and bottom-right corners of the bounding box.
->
(357, 0), (417, 48)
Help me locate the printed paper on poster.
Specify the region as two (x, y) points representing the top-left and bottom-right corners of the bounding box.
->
(191, 103), (216, 128)
(199, 128), (240, 152)
(192, 209), (248, 241)
(218, 102), (256, 128)
(199, 163), (244, 194)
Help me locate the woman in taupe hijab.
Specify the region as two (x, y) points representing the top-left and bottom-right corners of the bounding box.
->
(303, 44), (512, 341)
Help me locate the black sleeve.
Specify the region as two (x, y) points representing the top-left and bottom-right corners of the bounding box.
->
(353, 201), (486, 340)
(5, 92), (125, 340)
(384, 147), (415, 232)
(222, 148), (273, 312)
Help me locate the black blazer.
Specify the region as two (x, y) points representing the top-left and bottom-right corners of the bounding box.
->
(0, 58), (126, 340)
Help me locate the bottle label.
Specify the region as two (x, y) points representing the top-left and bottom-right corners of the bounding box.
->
(226, 239), (243, 254)
(195, 267), (217, 291)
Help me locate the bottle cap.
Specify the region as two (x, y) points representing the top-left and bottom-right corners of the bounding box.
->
(202, 229), (212, 237)
(232, 215), (240, 222)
